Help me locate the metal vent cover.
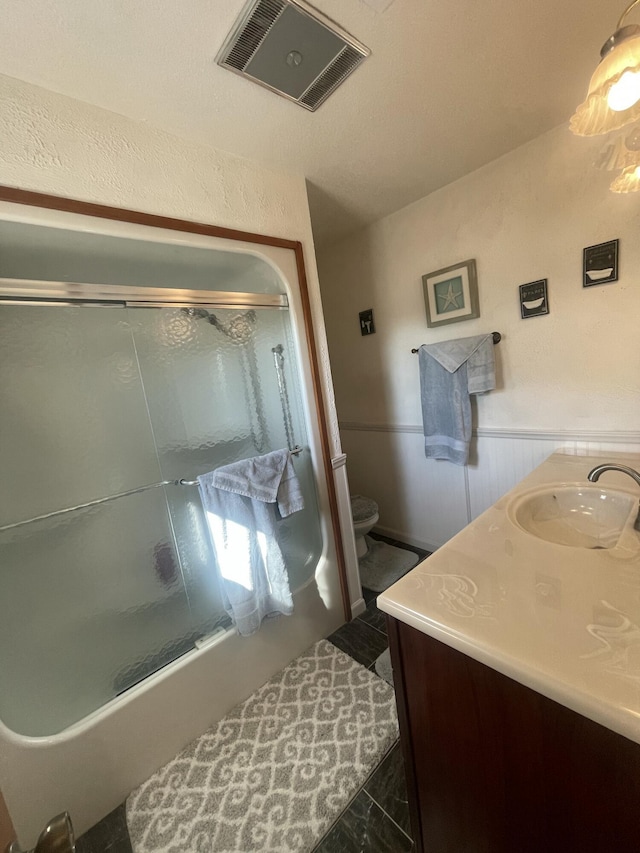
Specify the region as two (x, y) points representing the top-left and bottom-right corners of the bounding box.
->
(217, 0), (370, 111)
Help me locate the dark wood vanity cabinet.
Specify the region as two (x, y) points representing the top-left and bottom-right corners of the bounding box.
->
(387, 617), (640, 853)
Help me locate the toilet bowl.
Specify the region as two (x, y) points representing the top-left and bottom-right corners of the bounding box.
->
(350, 495), (379, 559)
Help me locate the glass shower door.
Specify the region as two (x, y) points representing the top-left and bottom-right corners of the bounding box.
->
(0, 298), (323, 736)
(0, 306), (197, 735)
(128, 303), (323, 599)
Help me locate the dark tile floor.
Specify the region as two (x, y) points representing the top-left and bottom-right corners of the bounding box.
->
(75, 805), (131, 853)
(317, 602), (410, 852)
(74, 534), (429, 852)
(313, 532), (430, 852)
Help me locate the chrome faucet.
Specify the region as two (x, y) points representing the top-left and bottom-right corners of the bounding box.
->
(588, 463), (640, 487)
(587, 464), (640, 531)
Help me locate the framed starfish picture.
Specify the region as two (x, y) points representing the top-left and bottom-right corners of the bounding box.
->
(422, 259), (479, 328)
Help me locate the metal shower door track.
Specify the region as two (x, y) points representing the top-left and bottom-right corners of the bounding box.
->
(0, 278), (288, 309)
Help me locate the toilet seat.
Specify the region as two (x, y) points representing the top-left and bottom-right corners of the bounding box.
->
(350, 495), (379, 559)
(350, 494), (379, 526)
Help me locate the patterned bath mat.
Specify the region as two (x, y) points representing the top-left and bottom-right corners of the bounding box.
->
(358, 536), (420, 592)
(374, 648), (394, 687)
(126, 639), (398, 852)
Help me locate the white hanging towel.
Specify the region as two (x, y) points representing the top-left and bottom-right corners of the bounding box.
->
(197, 449), (304, 637)
(419, 334), (495, 465)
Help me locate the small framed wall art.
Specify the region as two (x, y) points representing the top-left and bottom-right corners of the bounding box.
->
(359, 308), (375, 335)
(422, 258), (479, 328)
(583, 239), (618, 287)
(519, 278), (549, 319)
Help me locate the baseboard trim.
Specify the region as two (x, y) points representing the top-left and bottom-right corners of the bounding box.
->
(350, 597), (367, 619)
(373, 525), (439, 555)
(340, 422), (640, 444)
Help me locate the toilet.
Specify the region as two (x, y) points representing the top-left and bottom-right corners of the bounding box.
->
(350, 495), (379, 559)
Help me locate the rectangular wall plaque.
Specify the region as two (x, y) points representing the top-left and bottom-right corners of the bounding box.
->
(359, 308), (375, 335)
(583, 239), (618, 287)
(519, 279), (549, 319)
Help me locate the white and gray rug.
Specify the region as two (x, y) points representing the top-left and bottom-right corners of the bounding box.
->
(374, 648), (394, 687)
(358, 536), (420, 592)
(126, 639), (398, 852)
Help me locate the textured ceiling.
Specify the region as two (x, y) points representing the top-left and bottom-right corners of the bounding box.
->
(0, 0), (618, 246)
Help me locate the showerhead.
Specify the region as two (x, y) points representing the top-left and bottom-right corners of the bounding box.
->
(216, 310), (256, 344)
(181, 307), (210, 320)
(182, 306), (256, 345)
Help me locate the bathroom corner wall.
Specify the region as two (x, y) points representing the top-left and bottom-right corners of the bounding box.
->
(317, 124), (640, 550)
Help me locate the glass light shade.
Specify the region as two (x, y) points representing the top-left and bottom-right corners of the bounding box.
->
(608, 68), (640, 109)
(610, 163), (640, 190)
(594, 120), (640, 170)
(570, 33), (640, 135)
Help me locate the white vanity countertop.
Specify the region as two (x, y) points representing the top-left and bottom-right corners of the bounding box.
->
(377, 450), (640, 745)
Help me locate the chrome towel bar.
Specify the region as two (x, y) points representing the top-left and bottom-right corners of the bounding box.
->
(178, 445), (303, 485)
(0, 446), (304, 532)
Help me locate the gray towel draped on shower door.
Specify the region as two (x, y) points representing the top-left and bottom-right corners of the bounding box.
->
(197, 449), (304, 636)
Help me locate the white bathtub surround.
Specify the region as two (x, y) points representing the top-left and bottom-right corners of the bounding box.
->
(378, 449), (640, 745)
(0, 578), (343, 849)
(0, 79), (359, 847)
(0, 218), (348, 846)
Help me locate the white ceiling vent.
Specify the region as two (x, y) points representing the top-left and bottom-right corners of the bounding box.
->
(217, 0), (370, 111)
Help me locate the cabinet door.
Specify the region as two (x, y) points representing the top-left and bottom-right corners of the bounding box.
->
(388, 617), (640, 853)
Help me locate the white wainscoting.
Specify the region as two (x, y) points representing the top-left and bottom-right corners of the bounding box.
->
(340, 423), (640, 553)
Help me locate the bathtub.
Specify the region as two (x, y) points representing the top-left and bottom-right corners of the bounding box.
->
(0, 561), (344, 847)
(0, 196), (360, 848)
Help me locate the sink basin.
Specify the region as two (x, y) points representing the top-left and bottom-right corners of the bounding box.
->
(508, 484), (638, 549)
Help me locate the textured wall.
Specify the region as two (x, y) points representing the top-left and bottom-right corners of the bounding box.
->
(318, 124), (640, 546)
(318, 124), (640, 434)
(0, 72), (341, 455)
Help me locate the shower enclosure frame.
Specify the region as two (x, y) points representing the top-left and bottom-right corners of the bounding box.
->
(0, 184), (350, 621)
(0, 184), (354, 848)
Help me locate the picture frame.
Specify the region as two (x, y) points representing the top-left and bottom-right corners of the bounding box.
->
(359, 308), (375, 336)
(583, 239), (618, 287)
(519, 279), (549, 319)
(422, 259), (479, 328)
